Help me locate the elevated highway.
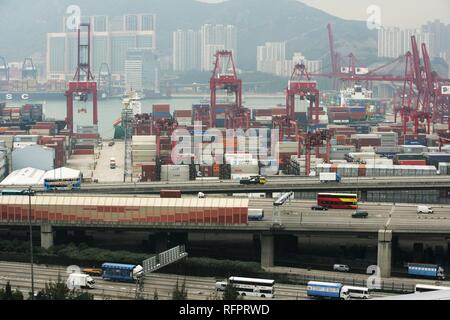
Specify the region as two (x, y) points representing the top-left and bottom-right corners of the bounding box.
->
(2, 196), (450, 279)
(5, 175), (450, 196)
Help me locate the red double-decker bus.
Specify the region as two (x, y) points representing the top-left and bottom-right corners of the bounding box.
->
(317, 193), (358, 209)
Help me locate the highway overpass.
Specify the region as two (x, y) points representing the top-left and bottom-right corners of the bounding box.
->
(1, 197), (450, 280)
(4, 176), (450, 199)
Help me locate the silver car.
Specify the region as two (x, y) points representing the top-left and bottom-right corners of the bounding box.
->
(333, 264), (350, 272)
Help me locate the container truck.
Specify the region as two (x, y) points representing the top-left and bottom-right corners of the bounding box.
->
(248, 209), (264, 221)
(239, 176), (267, 185)
(407, 263), (445, 280)
(101, 263), (144, 282)
(306, 281), (350, 300)
(66, 273), (95, 289)
(319, 172), (341, 183)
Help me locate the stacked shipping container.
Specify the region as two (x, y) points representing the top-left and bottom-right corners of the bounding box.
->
(131, 135), (157, 180)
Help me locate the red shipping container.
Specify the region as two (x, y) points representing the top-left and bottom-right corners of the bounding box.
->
(174, 110), (192, 117)
(272, 108), (286, 116)
(255, 109), (273, 117)
(328, 107), (349, 113)
(398, 160), (427, 166)
(160, 190), (182, 198)
(72, 149), (94, 155)
(331, 112), (351, 121)
(74, 133), (99, 139)
(153, 104), (171, 113)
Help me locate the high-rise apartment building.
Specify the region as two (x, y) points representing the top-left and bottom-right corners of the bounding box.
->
(256, 42), (321, 77)
(422, 20), (450, 58)
(172, 24), (237, 72)
(47, 14), (156, 80)
(256, 42), (286, 74)
(125, 48), (159, 93)
(378, 27), (433, 58)
(200, 24), (237, 71)
(172, 29), (201, 72)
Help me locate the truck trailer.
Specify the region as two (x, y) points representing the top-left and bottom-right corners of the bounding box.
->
(248, 209), (264, 221)
(319, 172), (341, 183)
(408, 264), (445, 280)
(306, 281), (350, 300)
(101, 263), (144, 282)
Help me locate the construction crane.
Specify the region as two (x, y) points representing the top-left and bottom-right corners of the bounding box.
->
(22, 58), (37, 80)
(64, 23), (98, 134)
(210, 50), (250, 129)
(0, 56), (10, 82)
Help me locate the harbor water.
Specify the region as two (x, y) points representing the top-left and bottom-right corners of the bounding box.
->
(23, 96), (285, 139)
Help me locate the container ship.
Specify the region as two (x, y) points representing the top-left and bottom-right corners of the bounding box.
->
(0, 101), (66, 131)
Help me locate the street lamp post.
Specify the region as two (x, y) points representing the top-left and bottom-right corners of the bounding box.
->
(27, 186), (35, 300)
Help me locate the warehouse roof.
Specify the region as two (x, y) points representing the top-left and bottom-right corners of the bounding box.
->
(41, 167), (82, 181)
(0, 167), (45, 186)
(0, 195), (249, 208)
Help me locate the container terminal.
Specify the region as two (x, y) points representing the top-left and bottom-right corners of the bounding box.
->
(0, 19), (449, 301)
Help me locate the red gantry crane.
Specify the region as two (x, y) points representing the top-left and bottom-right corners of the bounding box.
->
(286, 62), (321, 127)
(210, 50), (250, 129)
(65, 23), (98, 134)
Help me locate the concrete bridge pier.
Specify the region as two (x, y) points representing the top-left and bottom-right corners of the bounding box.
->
(377, 229), (392, 278)
(261, 234), (274, 268)
(41, 223), (54, 249)
(359, 190), (368, 202)
(155, 232), (169, 253)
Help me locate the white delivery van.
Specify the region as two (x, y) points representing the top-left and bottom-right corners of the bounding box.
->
(66, 273), (95, 289)
(417, 205), (433, 214)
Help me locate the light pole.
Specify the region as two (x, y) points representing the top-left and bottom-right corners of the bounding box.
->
(26, 186), (35, 300)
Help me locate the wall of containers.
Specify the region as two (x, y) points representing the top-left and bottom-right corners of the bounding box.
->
(0, 196), (250, 225)
(316, 163), (437, 177)
(72, 125), (99, 156)
(131, 135), (158, 181)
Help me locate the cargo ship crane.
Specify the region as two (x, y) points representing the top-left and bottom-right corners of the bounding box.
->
(0, 56), (10, 82)
(64, 23), (98, 134)
(421, 43), (450, 132)
(22, 58), (37, 80)
(98, 63), (112, 98)
(210, 50), (249, 129)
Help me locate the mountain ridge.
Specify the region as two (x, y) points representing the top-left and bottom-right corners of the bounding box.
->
(0, 0), (377, 70)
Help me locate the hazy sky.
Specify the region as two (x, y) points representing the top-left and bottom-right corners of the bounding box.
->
(197, 0), (450, 28)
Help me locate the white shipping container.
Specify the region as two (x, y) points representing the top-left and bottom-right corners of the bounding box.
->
(160, 165), (191, 182)
(132, 135), (156, 141)
(230, 164), (259, 174)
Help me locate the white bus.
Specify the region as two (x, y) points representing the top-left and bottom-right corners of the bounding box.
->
(343, 285), (370, 299)
(414, 284), (450, 293)
(215, 276), (275, 298)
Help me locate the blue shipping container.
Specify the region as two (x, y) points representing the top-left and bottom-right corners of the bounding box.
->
(307, 281), (342, 299)
(349, 107), (366, 113)
(153, 112), (172, 119)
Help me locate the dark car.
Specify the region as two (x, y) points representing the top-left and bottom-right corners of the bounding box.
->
(311, 205), (328, 211)
(352, 210), (369, 219)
